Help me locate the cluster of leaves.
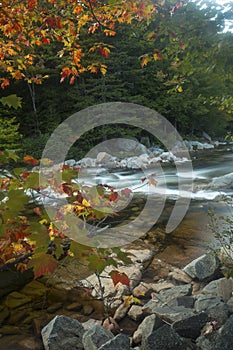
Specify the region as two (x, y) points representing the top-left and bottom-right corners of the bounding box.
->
(0, 150), (156, 281)
(0, 0), (160, 88)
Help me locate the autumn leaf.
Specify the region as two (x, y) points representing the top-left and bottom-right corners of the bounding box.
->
(34, 207), (42, 216)
(23, 155), (39, 166)
(109, 192), (119, 203)
(28, 252), (58, 279)
(123, 295), (142, 307)
(121, 188), (132, 198)
(109, 270), (130, 287)
(141, 177), (147, 183)
(148, 178), (157, 186)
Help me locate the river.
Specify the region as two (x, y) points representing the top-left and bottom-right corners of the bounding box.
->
(78, 144), (233, 266)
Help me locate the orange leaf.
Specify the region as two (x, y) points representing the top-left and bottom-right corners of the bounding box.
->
(33, 207), (42, 216)
(29, 253), (58, 279)
(109, 270), (130, 287)
(109, 192), (119, 203)
(23, 155), (39, 166)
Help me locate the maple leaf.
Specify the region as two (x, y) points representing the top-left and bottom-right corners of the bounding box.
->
(109, 270), (130, 287)
(121, 188), (132, 198)
(148, 178), (158, 186)
(109, 192), (119, 203)
(29, 252), (58, 279)
(141, 177), (147, 183)
(23, 155), (39, 166)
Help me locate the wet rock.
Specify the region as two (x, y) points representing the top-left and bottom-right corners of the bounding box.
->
(183, 254), (219, 280)
(98, 333), (130, 350)
(82, 324), (113, 350)
(172, 312), (208, 339)
(213, 315), (233, 349)
(96, 152), (116, 165)
(47, 303), (63, 313)
(0, 325), (21, 335)
(41, 315), (84, 350)
(210, 172), (233, 190)
(66, 302), (83, 312)
(20, 280), (47, 301)
(202, 277), (233, 302)
(0, 306), (10, 326)
(0, 268), (33, 299)
(8, 309), (29, 325)
(128, 305), (144, 321)
(82, 304), (94, 316)
(18, 337), (42, 350)
(4, 291), (32, 309)
(143, 324), (192, 350)
(132, 314), (164, 345)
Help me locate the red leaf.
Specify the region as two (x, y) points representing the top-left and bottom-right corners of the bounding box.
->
(29, 253), (58, 279)
(34, 207), (42, 216)
(22, 172), (30, 179)
(23, 155), (39, 166)
(109, 192), (119, 202)
(141, 177), (147, 183)
(109, 270), (130, 287)
(121, 188), (132, 198)
(62, 183), (73, 196)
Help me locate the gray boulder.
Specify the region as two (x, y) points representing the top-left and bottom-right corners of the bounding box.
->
(209, 172), (233, 189)
(133, 314), (164, 345)
(213, 315), (233, 350)
(183, 254), (219, 280)
(143, 324), (193, 350)
(41, 315), (84, 350)
(172, 312), (208, 339)
(98, 333), (130, 350)
(202, 277), (233, 302)
(82, 324), (113, 350)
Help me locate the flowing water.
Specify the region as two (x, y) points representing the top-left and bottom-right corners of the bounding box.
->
(79, 144), (233, 266)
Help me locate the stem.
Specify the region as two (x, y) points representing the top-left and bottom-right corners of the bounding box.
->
(95, 270), (111, 323)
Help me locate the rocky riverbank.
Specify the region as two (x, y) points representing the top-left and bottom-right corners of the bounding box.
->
(1, 247), (233, 350)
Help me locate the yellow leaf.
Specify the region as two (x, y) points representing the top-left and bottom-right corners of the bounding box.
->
(100, 65), (107, 75)
(39, 219), (48, 225)
(82, 198), (90, 207)
(177, 86), (183, 92)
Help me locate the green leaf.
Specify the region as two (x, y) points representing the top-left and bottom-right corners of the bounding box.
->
(88, 254), (107, 274)
(0, 95), (22, 109)
(23, 172), (39, 189)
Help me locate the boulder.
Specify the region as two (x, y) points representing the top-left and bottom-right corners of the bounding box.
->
(82, 324), (113, 350)
(41, 315), (85, 350)
(183, 254), (219, 280)
(202, 277), (233, 302)
(213, 315), (233, 350)
(96, 152), (116, 166)
(98, 333), (130, 350)
(132, 314), (164, 345)
(172, 312), (208, 339)
(4, 291), (31, 309)
(143, 303), (195, 323)
(142, 324), (192, 350)
(209, 172), (233, 189)
(128, 305), (144, 321)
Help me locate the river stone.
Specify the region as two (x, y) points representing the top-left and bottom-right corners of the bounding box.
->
(0, 306), (10, 326)
(4, 291), (32, 309)
(82, 304), (94, 316)
(183, 254), (219, 280)
(202, 277), (233, 302)
(195, 294), (224, 313)
(143, 324), (192, 350)
(207, 302), (229, 326)
(41, 315), (85, 350)
(133, 314), (164, 345)
(210, 172), (233, 189)
(213, 315), (233, 350)
(148, 284), (192, 307)
(128, 305), (144, 321)
(18, 337), (42, 350)
(143, 303), (195, 323)
(168, 268), (192, 284)
(82, 324), (114, 350)
(113, 302), (130, 321)
(172, 312), (208, 339)
(168, 296), (195, 308)
(0, 268), (34, 299)
(98, 333), (130, 350)
(196, 333), (218, 350)
(20, 280), (47, 301)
